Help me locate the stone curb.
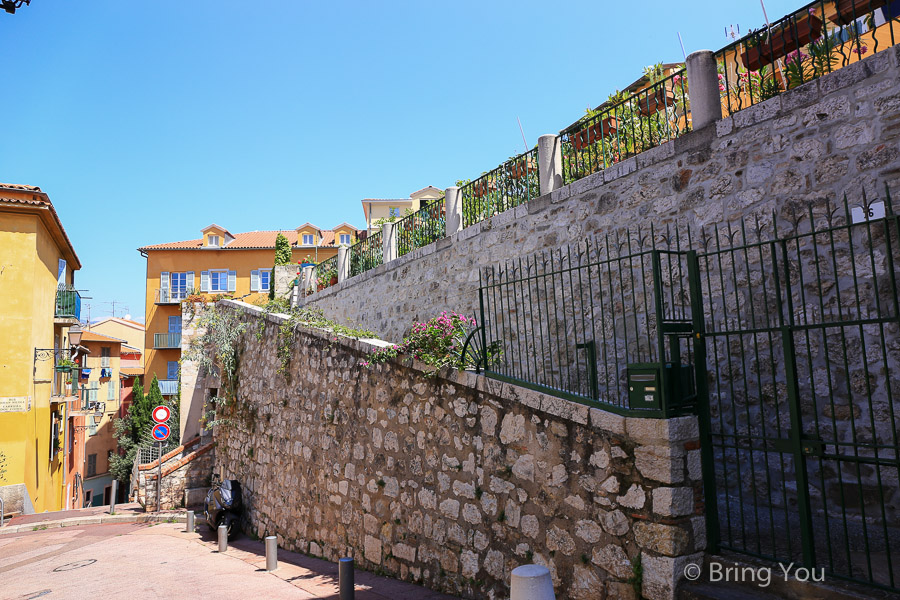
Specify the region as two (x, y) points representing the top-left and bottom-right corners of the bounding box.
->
(0, 512), (186, 535)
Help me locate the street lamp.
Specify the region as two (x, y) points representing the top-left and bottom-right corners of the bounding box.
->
(68, 324), (83, 347)
(1, 1), (30, 14)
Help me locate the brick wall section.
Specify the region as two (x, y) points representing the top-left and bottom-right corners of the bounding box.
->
(300, 48), (900, 343)
(211, 301), (704, 600)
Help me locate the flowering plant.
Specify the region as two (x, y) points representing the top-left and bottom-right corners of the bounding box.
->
(360, 311), (497, 376)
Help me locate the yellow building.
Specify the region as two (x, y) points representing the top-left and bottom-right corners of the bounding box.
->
(138, 223), (363, 398)
(362, 186), (443, 232)
(88, 317), (145, 352)
(0, 183), (82, 514)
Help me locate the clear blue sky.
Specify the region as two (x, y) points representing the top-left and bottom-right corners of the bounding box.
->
(2, 0), (801, 323)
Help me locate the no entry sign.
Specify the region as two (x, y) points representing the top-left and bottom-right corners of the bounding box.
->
(151, 423), (171, 442)
(152, 405), (171, 423)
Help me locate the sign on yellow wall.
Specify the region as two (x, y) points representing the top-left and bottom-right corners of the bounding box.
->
(0, 396), (31, 412)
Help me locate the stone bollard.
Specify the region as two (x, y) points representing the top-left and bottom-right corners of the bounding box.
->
(685, 50), (723, 130)
(337, 246), (350, 283)
(537, 134), (563, 196)
(511, 564), (555, 600)
(339, 557), (354, 600)
(444, 186), (462, 236)
(382, 221), (398, 264)
(109, 480), (117, 514)
(218, 524), (227, 553)
(265, 535), (278, 571)
(186, 510), (194, 533)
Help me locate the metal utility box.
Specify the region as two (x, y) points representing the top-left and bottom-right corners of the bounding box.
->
(627, 362), (694, 416)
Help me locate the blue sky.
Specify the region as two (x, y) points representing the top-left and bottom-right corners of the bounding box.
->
(2, 0), (801, 323)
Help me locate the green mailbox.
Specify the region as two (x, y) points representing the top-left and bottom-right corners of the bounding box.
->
(627, 362), (694, 416)
(628, 365), (662, 411)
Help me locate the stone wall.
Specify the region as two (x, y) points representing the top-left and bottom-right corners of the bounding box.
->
(135, 436), (216, 511)
(211, 300), (705, 600)
(301, 48), (900, 345)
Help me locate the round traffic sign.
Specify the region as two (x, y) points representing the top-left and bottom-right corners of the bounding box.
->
(151, 423), (171, 442)
(152, 405), (171, 423)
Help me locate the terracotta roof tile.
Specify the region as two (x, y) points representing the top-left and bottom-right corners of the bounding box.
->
(0, 196), (50, 207)
(81, 331), (125, 344)
(140, 228), (360, 252)
(0, 182), (42, 191)
(120, 368), (143, 377)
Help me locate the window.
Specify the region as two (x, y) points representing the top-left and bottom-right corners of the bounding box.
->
(209, 270), (228, 292)
(100, 346), (111, 368)
(107, 379), (116, 401)
(160, 271), (193, 302)
(259, 269), (270, 291)
(302, 233), (314, 245)
(87, 454), (97, 477)
(168, 315), (182, 333)
(84, 489), (93, 506)
(389, 207), (400, 217)
(339, 233), (352, 245)
(170, 271), (188, 300)
(167, 361), (179, 380)
(208, 234), (220, 247)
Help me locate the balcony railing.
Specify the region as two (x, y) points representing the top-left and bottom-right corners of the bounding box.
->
(55, 285), (81, 321)
(153, 333), (182, 349)
(158, 379), (179, 396)
(155, 288), (188, 305)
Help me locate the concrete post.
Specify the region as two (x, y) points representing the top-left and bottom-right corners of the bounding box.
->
(301, 265), (314, 294)
(445, 186), (463, 235)
(265, 535), (278, 571)
(109, 479), (117, 514)
(339, 557), (355, 600)
(685, 50), (723, 130)
(511, 564), (555, 600)
(337, 246), (350, 283)
(186, 510), (195, 533)
(218, 524), (228, 552)
(538, 135), (563, 196)
(382, 222), (397, 263)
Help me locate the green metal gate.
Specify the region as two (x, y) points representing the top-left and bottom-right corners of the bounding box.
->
(690, 196), (900, 592)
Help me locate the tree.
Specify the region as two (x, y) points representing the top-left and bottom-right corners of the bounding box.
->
(129, 377), (151, 444)
(274, 233), (292, 266)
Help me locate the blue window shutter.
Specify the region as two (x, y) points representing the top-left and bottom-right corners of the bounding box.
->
(250, 270), (259, 292)
(228, 270), (236, 292)
(200, 271), (209, 292)
(186, 271), (195, 292)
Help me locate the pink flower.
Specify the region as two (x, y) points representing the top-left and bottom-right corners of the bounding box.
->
(854, 45), (868, 56)
(719, 84), (726, 91)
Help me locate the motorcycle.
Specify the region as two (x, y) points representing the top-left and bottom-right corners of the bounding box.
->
(203, 476), (242, 540)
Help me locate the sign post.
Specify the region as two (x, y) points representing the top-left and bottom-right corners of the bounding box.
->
(151, 407), (171, 513)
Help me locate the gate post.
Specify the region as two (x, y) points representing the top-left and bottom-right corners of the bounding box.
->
(687, 250), (720, 553)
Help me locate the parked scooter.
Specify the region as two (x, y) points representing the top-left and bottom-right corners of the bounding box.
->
(204, 476), (242, 540)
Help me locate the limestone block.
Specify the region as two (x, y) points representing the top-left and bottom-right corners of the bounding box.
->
(591, 544), (632, 579)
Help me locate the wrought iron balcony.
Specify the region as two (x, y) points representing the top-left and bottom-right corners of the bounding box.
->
(54, 285), (81, 322)
(153, 333), (182, 349)
(155, 288), (188, 305)
(158, 379), (179, 396)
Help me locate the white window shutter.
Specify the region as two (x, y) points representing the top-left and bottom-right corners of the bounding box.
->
(200, 271), (209, 292)
(107, 380), (116, 401)
(160, 271), (169, 291)
(250, 270), (259, 292)
(186, 271), (195, 292)
(228, 270), (236, 292)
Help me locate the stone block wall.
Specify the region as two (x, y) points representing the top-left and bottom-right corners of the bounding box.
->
(136, 437), (216, 511)
(211, 301), (705, 599)
(301, 48), (900, 345)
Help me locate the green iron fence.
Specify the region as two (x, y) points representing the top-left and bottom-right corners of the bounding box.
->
(316, 255), (339, 289)
(716, 0), (899, 116)
(396, 198), (446, 257)
(349, 230), (383, 277)
(560, 69), (690, 185)
(474, 185), (900, 592)
(460, 147), (540, 229)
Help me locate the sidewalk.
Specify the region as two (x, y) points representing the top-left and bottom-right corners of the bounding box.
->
(1, 503), (185, 534)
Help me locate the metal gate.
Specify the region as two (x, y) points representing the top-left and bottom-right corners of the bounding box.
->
(690, 196), (900, 592)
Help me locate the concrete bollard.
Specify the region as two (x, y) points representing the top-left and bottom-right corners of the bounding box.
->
(511, 564), (555, 600)
(218, 524), (227, 552)
(537, 134), (563, 196)
(444, 186), (463, 236)
(186, 510), (194, 533)
(337, 246), (350, 283)
(339, 557), (355, 600)
(265, 535), (278, 571)
(685, 50), (723, 130)
(382, 221), (397, 263)
(109, 480), (117, 514)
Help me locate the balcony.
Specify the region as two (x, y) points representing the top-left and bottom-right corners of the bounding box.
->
(158, 379), (179, 396)
(54, 286), (81, 324)
(153, 332), (182, 349)
(155, 288), (187, 305)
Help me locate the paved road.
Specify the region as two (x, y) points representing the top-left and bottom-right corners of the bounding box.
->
(0, 522), (457, 600)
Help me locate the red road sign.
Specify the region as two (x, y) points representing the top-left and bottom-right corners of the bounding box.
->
(152, 405), (171, 423)
(151, 423), (171, 442)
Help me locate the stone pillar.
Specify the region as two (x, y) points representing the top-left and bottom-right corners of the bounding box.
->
(538, 134), (562, 196)
(382, 222), (397, 263)
(301, 265), (315, 294)
(445, 186), (463, 235)
(337, 246), (349, 283)
(685, 50), (722, 130)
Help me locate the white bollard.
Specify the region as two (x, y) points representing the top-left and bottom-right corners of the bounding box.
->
(511, 564), (555, 600)
(265, 535), (278, 571)
(218, 524), (227, 552)
(186, 510), (194, 533)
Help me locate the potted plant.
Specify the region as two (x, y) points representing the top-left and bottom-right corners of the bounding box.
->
(827, 0), (886, 25)
(299, 256), (316, 269)
(740, 14), (824, 71)
(573, 116), (618, 150)
(509, 155), (537, 179)
(55, 358), (76, 373)
(473, 180), (497, 198)
(637, 63), (676, 116)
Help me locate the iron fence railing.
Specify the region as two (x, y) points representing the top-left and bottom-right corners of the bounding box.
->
(153, 333), (182, 349)
(137, 446), (162, 465)
(349, 230), (383, 277)
(561, 70), (690, 186)
(460, 147), (540, 229)
(396, 198), (446, 257)
(55, 285), (81, 320)
(316, 255), (338, 290)
(155, 288), (188, 304)
(715, 0), (898, 116)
